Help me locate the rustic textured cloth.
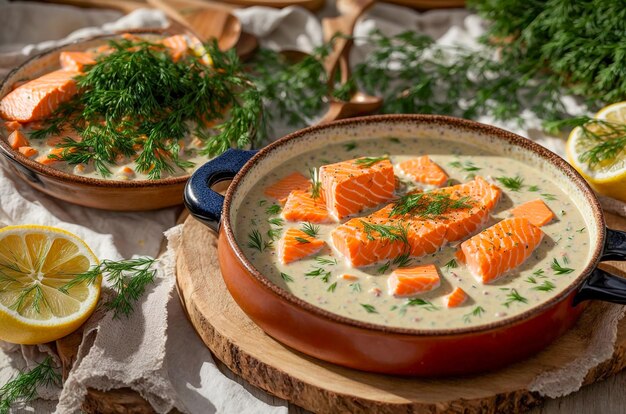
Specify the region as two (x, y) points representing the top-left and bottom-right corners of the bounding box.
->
(0, 1), (624, 413)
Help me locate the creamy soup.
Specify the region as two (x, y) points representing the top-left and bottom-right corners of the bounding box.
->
(235, 137), (590, 330)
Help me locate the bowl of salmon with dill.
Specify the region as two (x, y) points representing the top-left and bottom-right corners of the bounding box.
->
(0, 31), (263, 211)
(184, 114), (626, 376)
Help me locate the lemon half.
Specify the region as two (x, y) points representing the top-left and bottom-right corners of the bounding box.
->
(566, 101), (626, 201)
(0, 225), (101, 344)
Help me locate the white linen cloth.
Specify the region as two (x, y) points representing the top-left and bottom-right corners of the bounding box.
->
(0, 1), (624, 412)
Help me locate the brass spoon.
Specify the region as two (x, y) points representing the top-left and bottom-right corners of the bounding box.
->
(318, 0), (383, 124)
(146, 0), (243, 52)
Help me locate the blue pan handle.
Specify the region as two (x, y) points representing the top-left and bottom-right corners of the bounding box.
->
(184, 149), (257, 232)
(573, 228), (626, 306)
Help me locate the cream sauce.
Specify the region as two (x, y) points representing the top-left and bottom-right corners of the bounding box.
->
(235, 137), (590, 330)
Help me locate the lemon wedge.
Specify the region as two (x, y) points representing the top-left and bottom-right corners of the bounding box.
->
(566, 101), (626, 201)
(0, 225), (101, 345)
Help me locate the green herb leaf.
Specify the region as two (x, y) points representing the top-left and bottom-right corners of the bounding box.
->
(300, 222), (320, 238)
(266, 204), (282, 215)
(247, 229), (265, 252)
(309, 168), (322, 200)
(389, 193), (472, 218)
(551, 258), (574, 275)
(280, 272), (294, 283)
(315, 256), (338, 266)
(361, 303), (378, 314)
(327, 282), (337, 292)
(496, 175), (524, 192)
(443, 259), (458, 270)
(533, 280), (556, 292)
(354, 155), (389, 168)
(0, 357), (61, 414)
(295, 236), (311, 244)
(350, 282), (362, 292)
(503, 289), (528, 308)
(463, 305), (485, 323)
(360, 221), (409, 245)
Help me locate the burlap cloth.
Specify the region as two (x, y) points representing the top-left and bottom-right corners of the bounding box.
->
(0, 1), (625, 412)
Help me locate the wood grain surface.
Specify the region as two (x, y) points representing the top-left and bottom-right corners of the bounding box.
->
(174, 212), (626, 414)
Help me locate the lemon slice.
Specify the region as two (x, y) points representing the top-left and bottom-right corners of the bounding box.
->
(566, 101), (626, 201)
(0, 225), (101, 345)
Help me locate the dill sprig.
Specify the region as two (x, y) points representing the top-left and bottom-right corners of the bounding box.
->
(305, 267), (331, 283)
(503, 289), (528, 308)
(59, 257), (156, 319)
(280, 272), (294, 283)
(0, 357), (61, 414)
(449, 160), (481, 173)
(31, 38), (264, 179)
(315, 256), (337, 266)
(392, 253), (412, 268)
(327, 282), (338, 293)
(354, 155), (389, 168)
(247, 229), (265, 252)
(350, 282), (361, 292)
(551, 258), (574, 275)
(266, 204), (282, 215)
(496, 175), (524, 192)
(300, 222), (320, 238)
(389, 193), (472, 218)
(398, 298), (439, 316)
(533, 280), (556, 292)
(463, 305), (485, 324)
(360, 303), (378, 314)
(360, 221), (409, 245)
(309, 168), (322, 200)
(443, 259), (457, 270)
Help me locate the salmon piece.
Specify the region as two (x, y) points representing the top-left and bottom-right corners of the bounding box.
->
(455, 249), (466, 264)
(18, 146), (37, 158)
(264, 172), (312, 205)
(282, 190), (331, 223)
(510, 199), (555, 227)
(461, 217), (544, 283)
(331, 177), (501, 267)
(4, 120), (22, 131)
(320, 157), (395, 220)
(60, 51), (96, 72)
(387, 264), (440, 297)
(36, 147), (73, 165)
(7, 130), (29, 149)
(340, 274), (359, 281)
(398, 156), (448, 187)
(445, 287), (468, 308)
(0, 70), (79, 122)
(278, 228), (325, 264)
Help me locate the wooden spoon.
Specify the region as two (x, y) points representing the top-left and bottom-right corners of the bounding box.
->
(318, 0), (383, 124)
(146, 0), (242, 51)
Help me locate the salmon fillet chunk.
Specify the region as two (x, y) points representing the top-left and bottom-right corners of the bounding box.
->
(282, 190), (331, 223)
(510, 199), (555, 227)
(398, 156), (448, 187)
(461, 217), (544, 283)
(387, 264), (441, 297)
(331, 177), (501, 267)
(320, 157), (395, 220)
(0, 70), (79, 122)
(264, 172), (312, 205)
(60, 51), (96, 72)
(278, 228), (325, 264)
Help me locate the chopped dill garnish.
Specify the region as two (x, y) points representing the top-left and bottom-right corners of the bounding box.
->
(267, 228), (282, 241)
(59, 257), (156, 319)
(527, 185), (540, 192)
(361, 303), (378, 314)
(327, 282), (338, 292)
(525, 276), (537, 284)
(309, 168), (322, 199)
(542, 193), (557, 201)
(305, 267), (331, 283)
(343, 142), (357, 151)
(268, 217), (284, 227)
(443, 259), (458, 270)
(463, 305), (485, 323)
(398, 298), (439, 316)
(496, 175), (524, 192)
(503, 289), (528, 308)
(295, 236), (311, 244)
(533, 268), (545, 277)
(389, 192), (472, 218)
(266, 204), (281, 215)
(354, 155), (389, 168)
(258, 199), (267, 206)
(377, 261), (391, 274)
(280, 272), (294, 283)
(393, 253), (412, 268)
(576, 227), (586, 233)
(300, 222), (320, 238)
(247, 229), (265, 252)
(32, 38), (265, 179)
(350, 282), (361, 292)
(533, 280), (556, 292)
(316, 256), (337, 265)
(551, 258), (574, 275)
(0, 356), (61, 414)
(360, 221), (409, 245)
(449, 160), (481, 173)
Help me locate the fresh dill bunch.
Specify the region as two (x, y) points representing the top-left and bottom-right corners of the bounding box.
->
(0, 357), (61, 414)
(32, 38), (264, 179)
(59, 257), (157, 319)
(469, 0), (626, 105)
(389, 193), (471, 218)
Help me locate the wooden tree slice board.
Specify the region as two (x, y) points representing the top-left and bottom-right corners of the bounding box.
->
(176, 213), (626, 414)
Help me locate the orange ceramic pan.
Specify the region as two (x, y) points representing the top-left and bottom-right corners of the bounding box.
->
(0, 31), (190, 211)
(185, 115), (626, 376)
